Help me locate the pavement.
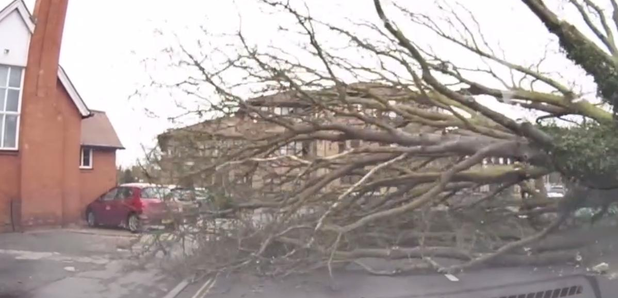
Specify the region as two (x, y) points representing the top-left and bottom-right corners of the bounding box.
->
(3, 227), (618, 298)
(0, 228), (181, 298)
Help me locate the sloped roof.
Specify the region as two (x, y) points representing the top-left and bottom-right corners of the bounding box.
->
(161, 115), (280, 140)
(0, 0), (90, 117)
(81, 111), (124, 149)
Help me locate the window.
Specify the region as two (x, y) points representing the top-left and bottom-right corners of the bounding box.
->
(281, 107), (295, 115)
(116, 187), (134, 200)
(0, 65), (23, 150)
(337, 142), (346, 153)
(100, 188), (118, 201)
(141, 187), (170, 199)
(278, 141), (303, 156)
(80, 147), (93, 169)
(264, 176), (281, 193)
(273, 107), (295, 116)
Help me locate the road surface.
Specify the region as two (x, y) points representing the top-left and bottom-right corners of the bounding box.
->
(0, 228), (180, 298)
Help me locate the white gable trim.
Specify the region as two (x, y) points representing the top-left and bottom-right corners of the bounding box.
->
(0, 0), (33, 31)
(0, 0), (91, 117)
(58, 66), (90, 116)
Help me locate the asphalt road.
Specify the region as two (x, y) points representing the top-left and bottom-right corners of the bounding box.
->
(174, 266), (618, 298)
(0, 229), (180, 298)
(169, 225), (618, 298)
(3, 228), (618, 298)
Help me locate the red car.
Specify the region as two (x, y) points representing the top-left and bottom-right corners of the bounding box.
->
(85, 183), (172, 232)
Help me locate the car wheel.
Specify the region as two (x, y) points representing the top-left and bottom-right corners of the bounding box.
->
(86, 210), (97, 227)
(127, 214), (141, 233)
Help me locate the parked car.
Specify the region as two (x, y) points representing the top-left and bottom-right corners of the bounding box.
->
(167, 187), (211, 204)
(164, 188), (202, 223)
(166, 187), (237, 219)
(85, 183), (172, 233)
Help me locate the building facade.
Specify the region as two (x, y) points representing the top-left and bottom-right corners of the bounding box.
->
(156, 85), (427, 193)
(0, 0), (122, 231)
(157, 83), (556, 202)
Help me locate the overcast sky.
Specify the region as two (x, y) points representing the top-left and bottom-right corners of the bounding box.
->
(1, 0), (604, 166)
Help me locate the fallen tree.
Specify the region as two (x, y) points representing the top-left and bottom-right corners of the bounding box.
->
(142, 0), (618, 278)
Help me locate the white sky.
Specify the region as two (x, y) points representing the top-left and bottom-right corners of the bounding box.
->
(2, 0), (606, 166)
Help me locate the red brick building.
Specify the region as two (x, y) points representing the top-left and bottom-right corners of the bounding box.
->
(0, 0), (123, 232)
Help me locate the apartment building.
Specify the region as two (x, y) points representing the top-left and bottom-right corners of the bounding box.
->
(157, 84), (413, 191)
(156, 83), (546, 199)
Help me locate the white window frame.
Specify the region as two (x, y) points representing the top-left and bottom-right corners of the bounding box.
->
(0, 65), (24, 150)
(278, 141), (303, 156)
(276, 107), (293, 116)
(80, 147), (93, 169)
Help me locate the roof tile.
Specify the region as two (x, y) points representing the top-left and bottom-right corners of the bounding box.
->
(81, 111), (123, 149)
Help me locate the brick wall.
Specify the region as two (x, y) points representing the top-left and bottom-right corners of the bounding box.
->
(79, 149), (117, 218)
(58, 81), (82, 224)
(18, 0), (72, 228)
(0, 153), (19, 232)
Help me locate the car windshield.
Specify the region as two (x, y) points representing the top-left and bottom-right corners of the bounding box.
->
(140, 187), (170, 199)
(15, 1), (618, 297)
